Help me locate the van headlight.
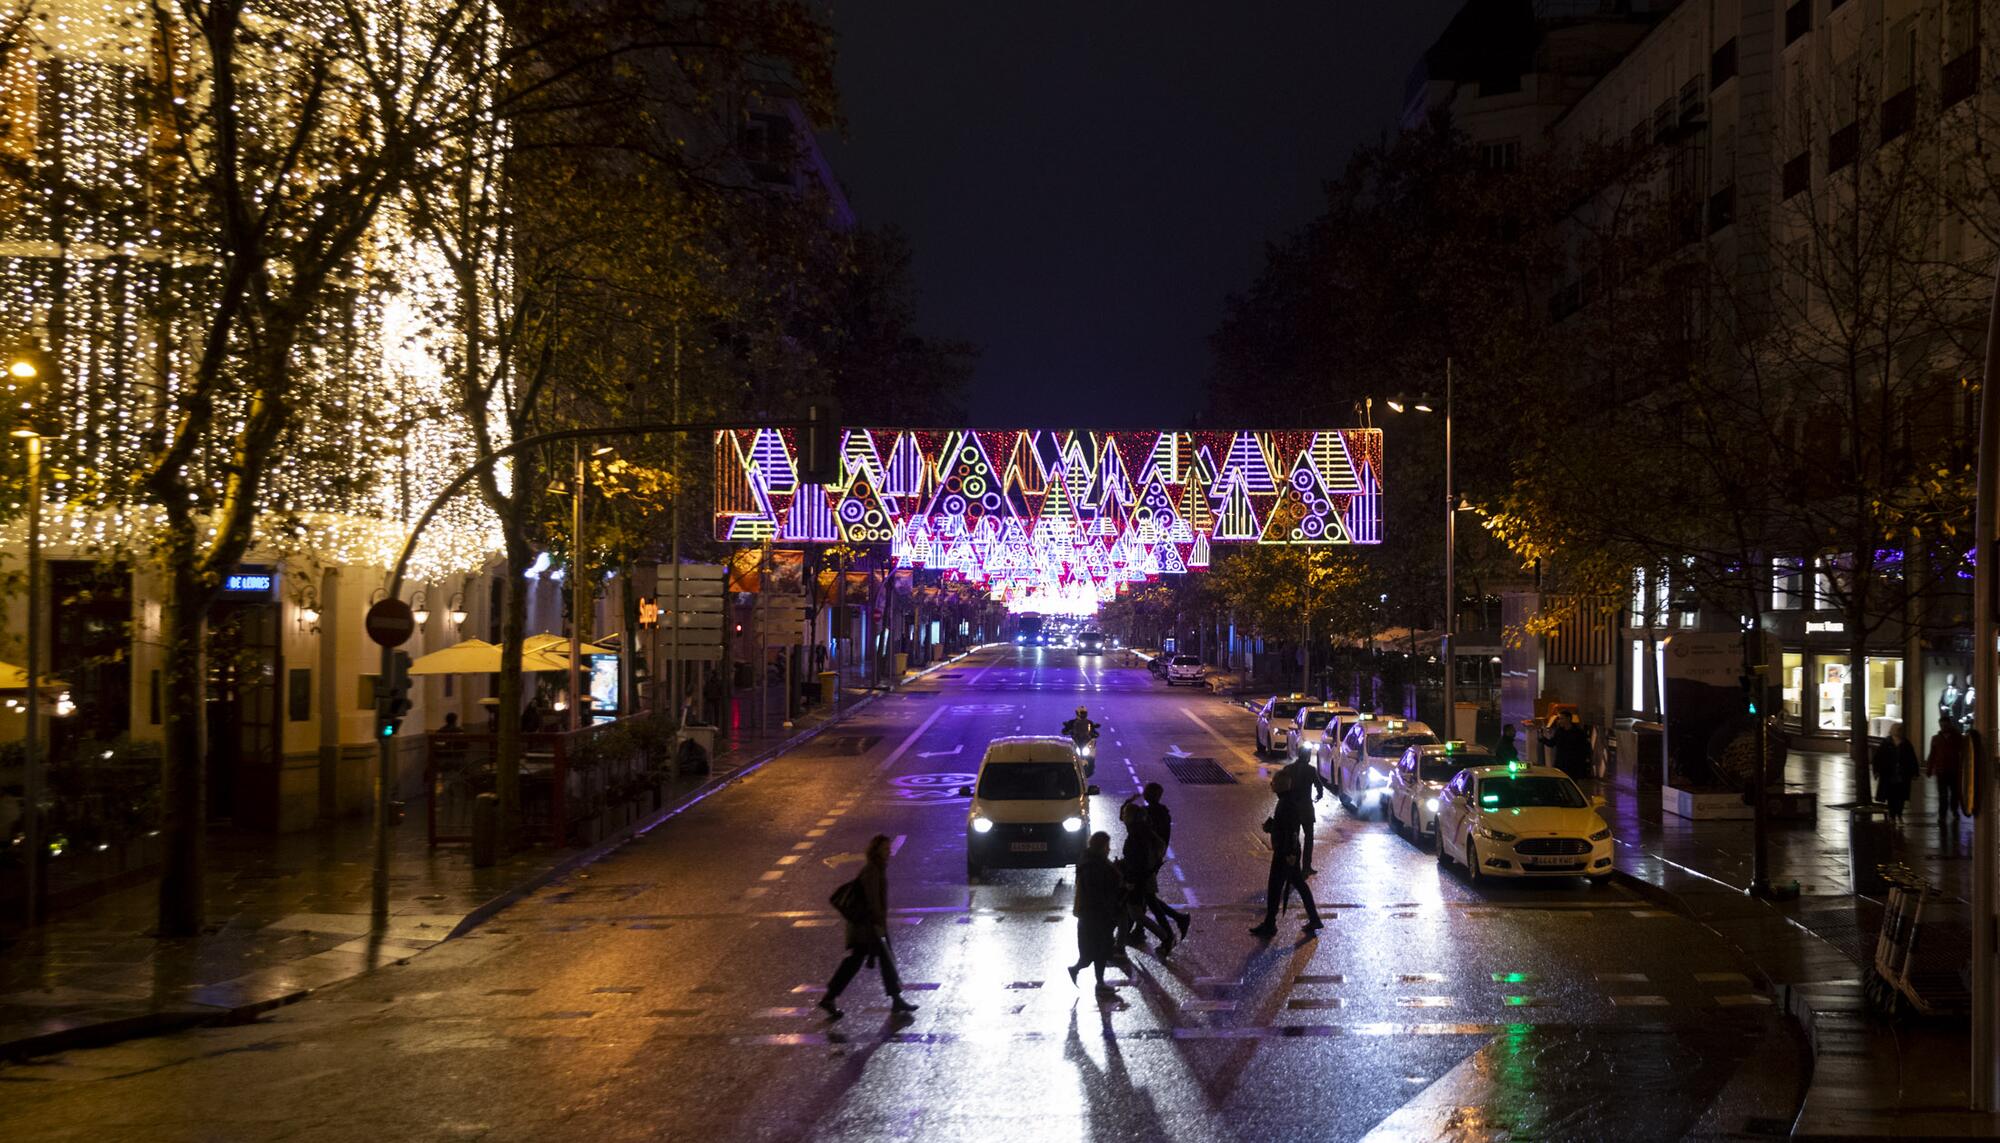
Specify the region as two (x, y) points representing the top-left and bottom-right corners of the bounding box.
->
(1062, 816), (1084, 832)
(1425, 797), (1440, 813)
(971, 817), (994, 834)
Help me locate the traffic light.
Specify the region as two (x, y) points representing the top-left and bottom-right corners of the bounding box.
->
(801, 400), (841, 485)
(1739, 673), (1758, 715)
(381, 650), (414, 737)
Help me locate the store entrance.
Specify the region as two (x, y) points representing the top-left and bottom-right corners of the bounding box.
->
(206, 600), (280, 825)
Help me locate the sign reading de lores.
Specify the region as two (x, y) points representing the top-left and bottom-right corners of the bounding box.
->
(712, 427), (1384, 589)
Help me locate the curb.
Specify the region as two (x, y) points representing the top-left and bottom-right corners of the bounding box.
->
(1, 988), (312, 1063)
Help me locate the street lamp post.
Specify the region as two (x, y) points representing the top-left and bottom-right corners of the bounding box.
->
(7, 345), (52, 930)
(1386, 360), (1455, 741)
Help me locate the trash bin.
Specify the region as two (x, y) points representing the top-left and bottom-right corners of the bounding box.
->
(818, 671), (837, 706)
(893, 652), (909, 677)
(1848, 804), (1893, 897)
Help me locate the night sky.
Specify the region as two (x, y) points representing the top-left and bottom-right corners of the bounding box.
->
(826, 1), (1465, 428)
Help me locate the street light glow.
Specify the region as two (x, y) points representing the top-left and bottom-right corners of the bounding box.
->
(8, 358), (35, 379)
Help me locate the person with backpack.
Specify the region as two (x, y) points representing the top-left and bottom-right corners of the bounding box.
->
(819, 834), (917, 1019)
(1068, 832), (1122, 993)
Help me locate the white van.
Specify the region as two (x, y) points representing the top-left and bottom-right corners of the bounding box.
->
(961, 735), (1099, 880)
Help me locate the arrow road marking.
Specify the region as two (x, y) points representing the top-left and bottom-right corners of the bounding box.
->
(917, 745), (964, 759)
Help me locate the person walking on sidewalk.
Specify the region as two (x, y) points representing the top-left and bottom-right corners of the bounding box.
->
(1250, 797), (1323, 938)
(819, 835), (918, 1019)
(1069, 832), (1122, 993)
(1543, 713), (1591, 782)
(1927, 721), (1965, 823)
(1872, 723), (1919, 824)
(1141, 782), (1192, 941)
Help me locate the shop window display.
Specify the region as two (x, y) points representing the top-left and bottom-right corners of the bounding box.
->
(1781, 653), (1804, 721)
(1863, 656), (1903, 738)
(1817, 661), (1849, 732)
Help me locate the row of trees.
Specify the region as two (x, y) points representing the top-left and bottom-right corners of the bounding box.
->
(0, 0), (971, 934)
(1201, 47), (1999, 792)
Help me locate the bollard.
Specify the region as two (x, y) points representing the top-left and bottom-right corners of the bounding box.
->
(472, 792), (499, 868)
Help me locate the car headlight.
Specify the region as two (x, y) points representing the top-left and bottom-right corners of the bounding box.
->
(1476, 823), (1517, 843)
(1589, 827), (1611, 842)
(971, 816), (994, 834)
(1425, 797), (1440, 813)
(1366, 767), (1389, 786)
(1062, 816), (1084, 832)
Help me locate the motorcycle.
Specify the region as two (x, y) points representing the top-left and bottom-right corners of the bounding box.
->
(1064, 722), (1099, 777)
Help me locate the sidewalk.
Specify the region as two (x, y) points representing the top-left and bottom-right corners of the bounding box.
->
(1601, 749), (2000, 1138)
(0, 673), (899, 1061)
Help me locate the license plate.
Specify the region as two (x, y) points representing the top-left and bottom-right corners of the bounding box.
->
(1010, 841), (1048, 853)
(1523, 857), (1572, 867)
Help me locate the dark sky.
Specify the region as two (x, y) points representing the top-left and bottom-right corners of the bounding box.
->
(825, 1), (1464, 428)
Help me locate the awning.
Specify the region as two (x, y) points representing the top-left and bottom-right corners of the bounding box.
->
(0, 661), (68, 691)
(407, 635), (616, 676)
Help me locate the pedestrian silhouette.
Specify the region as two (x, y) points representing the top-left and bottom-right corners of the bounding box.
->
(1068, 832), (1122, 993)
(1250, 798), (1323, 938)
(820, 834), (918, 1019)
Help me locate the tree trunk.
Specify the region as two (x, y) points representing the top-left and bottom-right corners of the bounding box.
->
(1848, 594), (1871, 803)
(155, 573), (209, 937)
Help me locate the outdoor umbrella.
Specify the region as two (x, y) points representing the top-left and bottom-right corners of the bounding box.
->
(0, 661), (68, 691)
(407, 639), (574, 676)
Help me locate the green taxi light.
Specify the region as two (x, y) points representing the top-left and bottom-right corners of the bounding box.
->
(1481, 793), (1499, 805)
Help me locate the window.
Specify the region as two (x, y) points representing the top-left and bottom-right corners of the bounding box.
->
(1708, 184), (1737, 233)
(288, 668), (311, 722)
(1781, 653), (1804, 720)
(1773, 558), (1806, 610)
(1631, 639), (1647, 710)
(1880, 87), (1915, 144)
(1480, 139), (1520, 172)
(1673, 558), (1700, 627)
(1711, 38), (1738, 88)
(1865, 656), (1904, 723)
(1631, 566), (1649, 624)
(357, 673), (381, 710)
(1828, 122), (1859, 173)
(740, 113), (796, 187)
(1782, 152), (1810, 199)
(1883, 16), (1917, 96)
(1651, 565), (1670, 628)
(1785, 0), (1811, 44)
(1818, 660), (1850, 731)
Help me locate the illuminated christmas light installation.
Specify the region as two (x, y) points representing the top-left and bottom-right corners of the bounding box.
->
(716, 429), (1383, 606)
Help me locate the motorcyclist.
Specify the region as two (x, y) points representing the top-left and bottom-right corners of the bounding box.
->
(1063, 706), (1099, 744)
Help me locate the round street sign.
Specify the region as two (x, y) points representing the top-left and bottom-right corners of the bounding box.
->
(365, 598), (416, 647)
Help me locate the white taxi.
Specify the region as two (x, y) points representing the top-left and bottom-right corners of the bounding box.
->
(1255, 694), (1313, 755)
(1333, 719), (1436, 817)
(1388, 741), (1491, 846)
(1289, 703), (1358, 766)
(1435, 763), (1614, 884)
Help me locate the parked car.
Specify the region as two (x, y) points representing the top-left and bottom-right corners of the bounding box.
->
(1435, 764), (1614, 885)
(1165, 655), (1206, 686)
(1333, 719), (1437, 817)
(962, 736), (1100, 880)
(1147, 655), (1169, 677)
(1291, 703), (1359, 766)
(1255, 694), (1313, 755)
(1388, 741), (1492, 846)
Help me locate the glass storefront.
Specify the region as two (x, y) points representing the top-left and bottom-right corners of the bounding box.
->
(1781, 652), (1803, 722)
(1816, 660), (1849, 732)
(1863, 656), (1903, 736)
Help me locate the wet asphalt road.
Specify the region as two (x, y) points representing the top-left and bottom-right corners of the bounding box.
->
(0, 646), (1805, 1142)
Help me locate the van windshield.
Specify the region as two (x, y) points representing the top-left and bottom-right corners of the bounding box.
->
(979, 762), (1081, 800)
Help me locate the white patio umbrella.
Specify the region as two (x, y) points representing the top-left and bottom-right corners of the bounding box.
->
(0, 661), (67, 691)
(407, 639), (575, 676)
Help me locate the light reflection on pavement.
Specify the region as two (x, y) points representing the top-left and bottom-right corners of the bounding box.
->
(0, 646), (1804, 1143)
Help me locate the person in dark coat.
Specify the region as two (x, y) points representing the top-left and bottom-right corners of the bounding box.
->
(1928, 721), (1965, 823)
(819, 835), (917, 1019)
(1494, 724), (1519, 766)
(1068, 832), (1122, 992)
(1543, 713), (1591, 781)
(1141, 783), (1191, 941)
(1249, 798), (1324, 938)
(1873, 723), (1920, 824)
(1280, 751), (1333, 874)
(1116, 799), (1176, 954)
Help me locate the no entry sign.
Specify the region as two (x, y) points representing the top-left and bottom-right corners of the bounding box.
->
(365, 598), (416, 647)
